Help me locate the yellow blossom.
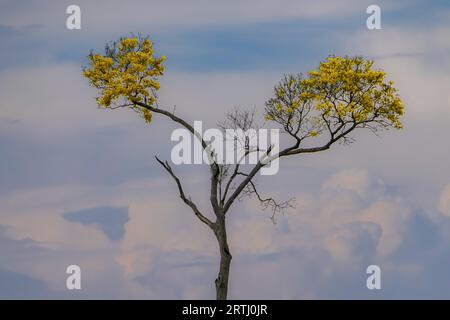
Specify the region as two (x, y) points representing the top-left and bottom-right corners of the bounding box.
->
(83, 36), (165, 124)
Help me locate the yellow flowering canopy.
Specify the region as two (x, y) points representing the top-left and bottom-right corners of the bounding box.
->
(265, 56), (405, 142)
(83, 36), (166, 123)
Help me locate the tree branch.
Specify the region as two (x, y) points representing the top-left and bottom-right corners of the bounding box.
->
(222, 121), (359, 214)
(222, 145), (272, 213)
(136, 101), (221, 215)
(238, 173), (295, 223)
(155, 156), (215, 229)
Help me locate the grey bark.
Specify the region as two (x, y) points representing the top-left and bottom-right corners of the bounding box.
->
(213, 213), (232, 300)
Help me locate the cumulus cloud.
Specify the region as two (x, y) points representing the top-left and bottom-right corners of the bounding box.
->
(322, 169), (372, 196)
(0, 163), (447, 298)
(284, 169), (412, 258)
(324, 222), (381, 263)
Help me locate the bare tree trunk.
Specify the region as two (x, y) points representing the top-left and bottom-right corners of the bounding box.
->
(214, 214), (232, 300)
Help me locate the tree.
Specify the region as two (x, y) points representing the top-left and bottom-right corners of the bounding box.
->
(83, 35), (405, 300)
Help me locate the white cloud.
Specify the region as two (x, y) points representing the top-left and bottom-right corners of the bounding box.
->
(361, 200), (412, 255)
(0, 165), (444, 298)
(322, 168), (371, 196)
(438, 184), (450, 216)
(324, 221), (381, 263)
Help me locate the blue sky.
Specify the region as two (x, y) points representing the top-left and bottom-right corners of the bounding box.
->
(1, 0), (450, 299)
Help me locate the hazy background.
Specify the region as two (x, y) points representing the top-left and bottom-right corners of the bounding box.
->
(1, 0), (450, 298)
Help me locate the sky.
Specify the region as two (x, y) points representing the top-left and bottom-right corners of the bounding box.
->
(1, 0), (450, 299)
